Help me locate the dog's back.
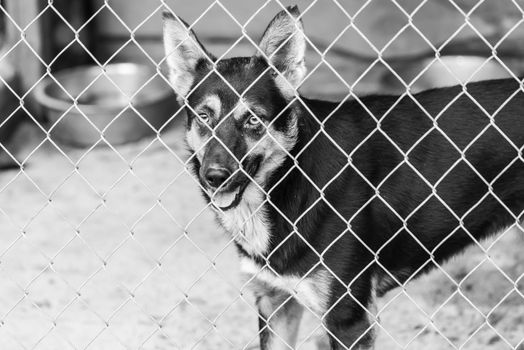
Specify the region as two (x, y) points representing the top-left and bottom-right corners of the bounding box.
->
(274, 78), (524, 295)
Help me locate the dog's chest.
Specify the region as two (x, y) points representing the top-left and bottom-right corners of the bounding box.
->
(216, 187), (271, 257)
(241, 259), (331, 314)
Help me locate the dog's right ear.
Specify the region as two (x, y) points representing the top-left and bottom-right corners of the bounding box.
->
(162, 11), (213, 98)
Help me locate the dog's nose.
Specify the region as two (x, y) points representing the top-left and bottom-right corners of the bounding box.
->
(205, 167), (231, 189)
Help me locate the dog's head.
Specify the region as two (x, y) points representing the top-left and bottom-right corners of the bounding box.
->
(162, 6), (306, 210)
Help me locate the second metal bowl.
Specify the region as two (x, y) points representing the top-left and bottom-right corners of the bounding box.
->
(382, 55), (513, 93)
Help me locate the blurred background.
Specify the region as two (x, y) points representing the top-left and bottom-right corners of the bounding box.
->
(0, 0), (523, 349)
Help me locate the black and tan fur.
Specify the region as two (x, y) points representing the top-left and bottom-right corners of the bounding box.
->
(162, 6), (524, 350)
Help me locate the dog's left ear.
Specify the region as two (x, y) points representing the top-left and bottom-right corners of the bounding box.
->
(162, 11), (214, 99)
(256, 6), (306, 94)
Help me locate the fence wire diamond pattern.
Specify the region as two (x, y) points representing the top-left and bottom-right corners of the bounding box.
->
(0, 0), (523, 349)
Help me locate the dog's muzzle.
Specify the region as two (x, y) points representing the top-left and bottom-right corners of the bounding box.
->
(203, 165), (231, 189)
(202, 156), (262, 211)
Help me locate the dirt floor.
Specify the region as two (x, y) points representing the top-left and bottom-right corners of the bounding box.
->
(1, 0), (524, 349)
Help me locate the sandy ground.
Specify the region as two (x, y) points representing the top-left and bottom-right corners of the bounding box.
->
(0, 0), (524, 349)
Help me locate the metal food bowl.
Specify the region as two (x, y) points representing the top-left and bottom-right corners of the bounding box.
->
(382, 55), (513, 93)
(35, 63), (178, 147)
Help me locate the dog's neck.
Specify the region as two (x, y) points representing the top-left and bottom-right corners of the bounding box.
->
(215, 182), (271, 257)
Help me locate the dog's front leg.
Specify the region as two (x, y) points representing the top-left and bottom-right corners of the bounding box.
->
(256, 288), (304, 350)
(325, 292), (378, 350)
(326, 317), (376, 350)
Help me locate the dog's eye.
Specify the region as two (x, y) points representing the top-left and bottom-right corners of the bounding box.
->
(246, 116), (261, 127)
(197, 113), (210, 124)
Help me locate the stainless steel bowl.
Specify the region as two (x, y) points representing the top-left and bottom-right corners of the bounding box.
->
(381, 56), (513, 94)
(35, 63), (179, 147)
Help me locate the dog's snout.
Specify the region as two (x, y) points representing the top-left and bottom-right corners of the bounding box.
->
(204, 166), (231, 189)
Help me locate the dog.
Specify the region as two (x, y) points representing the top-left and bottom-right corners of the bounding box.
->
(162, 6), (524, 349)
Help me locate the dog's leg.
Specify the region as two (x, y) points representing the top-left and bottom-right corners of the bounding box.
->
(326, 318), (376, 350)
(256, 288), (304, 350)
(325, 292), (378, 350)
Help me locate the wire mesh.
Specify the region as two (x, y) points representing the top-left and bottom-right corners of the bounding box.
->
(0, 0), (523, 349)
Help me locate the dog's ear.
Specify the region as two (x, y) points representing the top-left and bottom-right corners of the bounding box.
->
(256, 6), (306, 94)
(162, 11), (214, 98)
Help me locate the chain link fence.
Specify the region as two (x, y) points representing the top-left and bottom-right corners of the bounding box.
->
(0, 0), (523, 349)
